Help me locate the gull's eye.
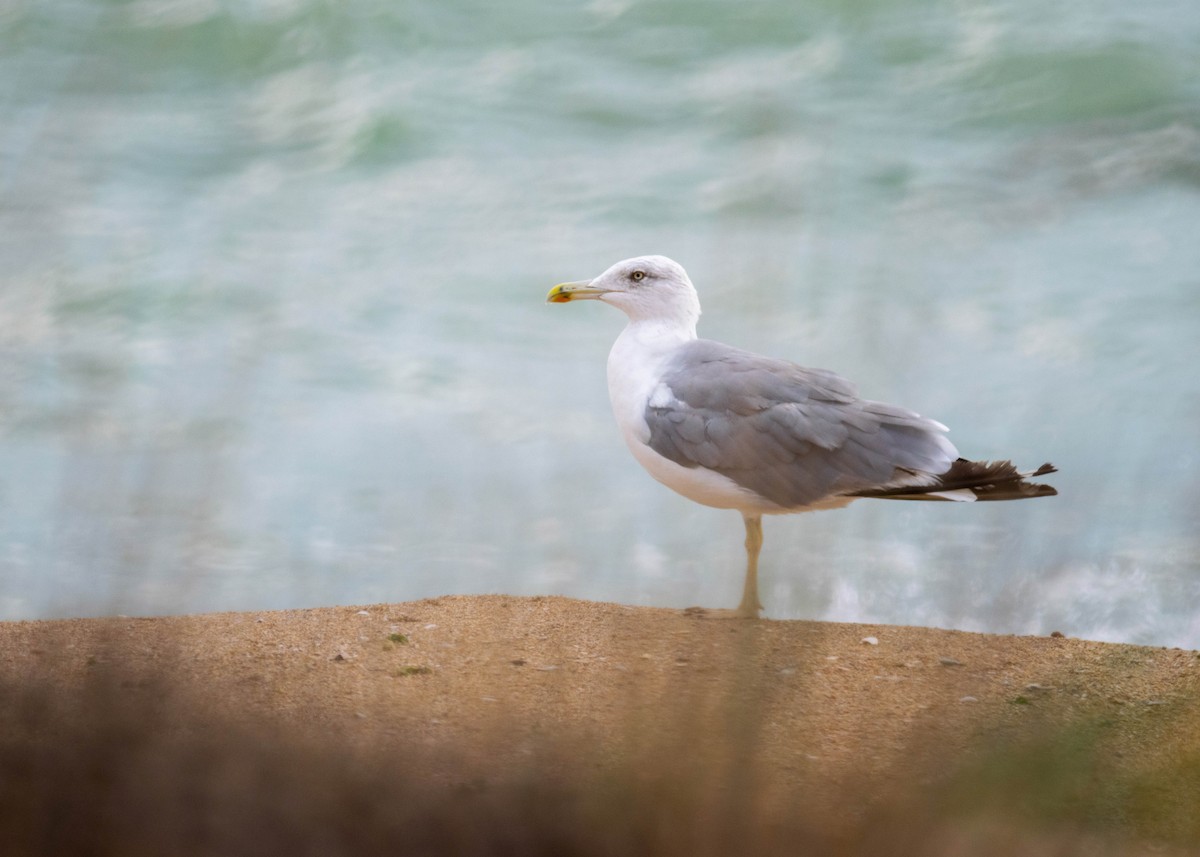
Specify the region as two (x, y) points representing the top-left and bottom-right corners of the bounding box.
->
(630, 270), (646, 282)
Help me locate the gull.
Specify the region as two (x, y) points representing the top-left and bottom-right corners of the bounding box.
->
(547, 255), (1057, 618)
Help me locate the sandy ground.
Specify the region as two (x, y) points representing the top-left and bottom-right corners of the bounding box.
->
(3, 595), (1199, 849)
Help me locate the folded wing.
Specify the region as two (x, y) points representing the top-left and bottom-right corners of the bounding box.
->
(644, 340), (961, 510)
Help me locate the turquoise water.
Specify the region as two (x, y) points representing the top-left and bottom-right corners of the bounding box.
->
(2, 0), (1198, 646)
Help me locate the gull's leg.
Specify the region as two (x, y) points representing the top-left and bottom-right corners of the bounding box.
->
(736, 514), (764, 618)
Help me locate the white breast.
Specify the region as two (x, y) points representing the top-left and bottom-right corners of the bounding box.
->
(605, 322), (790, 514)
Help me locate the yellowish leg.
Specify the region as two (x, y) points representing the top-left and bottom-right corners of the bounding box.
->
(736, 514), (764, 618)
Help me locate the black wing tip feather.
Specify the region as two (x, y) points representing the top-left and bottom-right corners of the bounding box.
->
(967, 459), (1059, 499)
(851, 458), (1059, 501)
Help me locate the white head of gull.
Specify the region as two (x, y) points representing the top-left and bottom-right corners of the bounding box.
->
(548, 255), (1056, 618)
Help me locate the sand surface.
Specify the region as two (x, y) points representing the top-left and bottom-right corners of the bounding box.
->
(3, 595), (1199, 851)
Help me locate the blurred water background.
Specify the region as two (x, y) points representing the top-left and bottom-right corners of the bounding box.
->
(1, 0), (1197, 646)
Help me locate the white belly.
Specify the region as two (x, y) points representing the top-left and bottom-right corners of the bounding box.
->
(624, 430), (781, 511)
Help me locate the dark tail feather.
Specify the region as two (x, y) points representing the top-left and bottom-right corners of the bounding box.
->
(849, 459), (1058, 502)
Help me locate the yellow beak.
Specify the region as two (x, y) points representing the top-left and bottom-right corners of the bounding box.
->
(547, 280), (609, 303)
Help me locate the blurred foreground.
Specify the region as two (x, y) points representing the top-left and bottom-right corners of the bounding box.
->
(2, 596), (1198, 855)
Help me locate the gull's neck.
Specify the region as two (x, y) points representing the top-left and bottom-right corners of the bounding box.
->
(616, 315), (698, 354)
(606, 316), (698, 440)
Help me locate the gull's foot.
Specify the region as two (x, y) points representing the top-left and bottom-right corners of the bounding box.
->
(682, 606), (761, 620)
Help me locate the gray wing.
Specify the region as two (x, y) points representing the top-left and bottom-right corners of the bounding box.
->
(645, 340), (958, 509)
